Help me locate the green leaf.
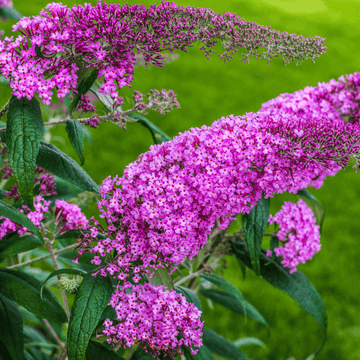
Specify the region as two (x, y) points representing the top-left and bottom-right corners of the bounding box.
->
(266, 234), (279, 266)
(199, 274), (246, 313)
(231, 239), (327, 354)
(0, 6), (23, 21)
(128, 113), (171, 144)
(34, 45), (57, 59)
(297, 189), (325, 233)
(199, 289), (268, 327)
(6, 96), (45, 208)
(175, 285), (203, 320)
(242, 195), (270, 275)
(67, 272), (113, 360)
(0, 199), (43, 242)
(44, 175), (84, 204)
(0, 234), (42, 259)
(0, 268), (67, 323)
(90, 79), (113, 111)
(68, 68), (99, 115)
(40, 268), (87, 299)
(149, 267), (173, 290)
(0, 75), (9, 85)
(36, 141), (100, 194)
(0, 294), (24, 360)
(203, 327), (251, 360)
(86, 340), (125, 360)
(233, 337), (267, 349)
(184, 345), (215, 360)
(65, 120), (93, 166)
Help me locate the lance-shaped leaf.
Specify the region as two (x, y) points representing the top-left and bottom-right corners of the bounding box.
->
(231, 239), (327, 355)
(0, 234), (42, 259)
(297, 189), (325, 233)
(36, 141), (100, 194)
(0, 6), (22, 21)
(0, 199), (43, 242)
(0, 268), (67, 323)
(65, 120), (93, 166)
(86, 340), (125, 360)
(68, 68), (99, 115)
(233, 337), (267, 349)
(241, 196), (270, 275)
(67, 272), (113, 360)
(203, 327), (251, 360)
(90, 79), (113, 111)
(40, 268), (87, 299)
(199, 289), (268, 327)
(128, 113), (171, 144)
(6, 96), (45, 208)
(266, 234), (279, 266)
(0, 294), (24, 360)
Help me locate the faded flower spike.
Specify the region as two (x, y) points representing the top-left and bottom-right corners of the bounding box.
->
(0, 0), (325, 104)
(60, 274), (84, 294)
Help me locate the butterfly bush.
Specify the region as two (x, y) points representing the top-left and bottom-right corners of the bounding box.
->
(0, 0), (12, 8)
(75, 111), (360, 281)
(0, 196), (88, 240)
(0, 0), (326, 104)
(266, 199), (321, 274)
(101, 282), (203, 357)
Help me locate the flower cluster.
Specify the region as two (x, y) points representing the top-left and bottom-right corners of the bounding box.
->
(0, 0), (12, 8)
(0, 1), (325, 104)
(260, 72), (360, 125)
(0, 196), (51, 239)
(54, 199), (88, 235)
(1, 165), (57, 200)
(266, 199), (321, 273)
(102, 282), (203, 357)
(76, 94), (97, 114)
(76, 112), (360, 281)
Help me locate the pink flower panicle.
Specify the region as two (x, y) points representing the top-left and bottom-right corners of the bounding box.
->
(260, 72), (360, 125)
(0, 1), (325, 104)
(0, 196), (51, 239)
(76, 112), (360, 280)
(54, 199), (88, 235)
(266, 199), (321, 274)
(102, 282), (203, 358)
(0, 0), (12, 8)
(1, 165), (57, 200)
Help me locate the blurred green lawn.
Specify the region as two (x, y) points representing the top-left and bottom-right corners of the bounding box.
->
(1, 0), (360, 359)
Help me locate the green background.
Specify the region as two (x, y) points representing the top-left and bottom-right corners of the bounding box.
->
(1, 0), (360, 359)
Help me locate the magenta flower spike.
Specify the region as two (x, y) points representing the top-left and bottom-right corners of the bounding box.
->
(0, 1), (326, 104)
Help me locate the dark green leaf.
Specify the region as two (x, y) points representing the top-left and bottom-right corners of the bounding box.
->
(90, 79), (113, 111)
(242, 196), (270, 275)
(175, 286), (203, 320)
(199, 289), (268, 327)
(0, 234), (42, 258)
(68, 68), (99, 115)
(0, 268), (67, 323)
(0, 199), (43, 242)
(34, 45), (57, 59)
(40, 268), (87, 299)
(0, 75), (9, 85)
(65, 120), (93, 165)
(67, 272), (113, 360)
(184, 345), (216, 360)
(6, 96), (45, 208)
(233, 337), (267, 349)
(36, 141), (100, 194)
(0, 6), (22, 21)
(128, 113), (171, 144)
(0, 294), (24, 360)
(199, 274), (246, 312)
(231, 239), (327, 353)
(86, 340), (125, 360)
(297, 189), (325, 233)
(203, 327), (251, 360)
(266, 235), (279, 266)
(44, 175), (84, 204)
